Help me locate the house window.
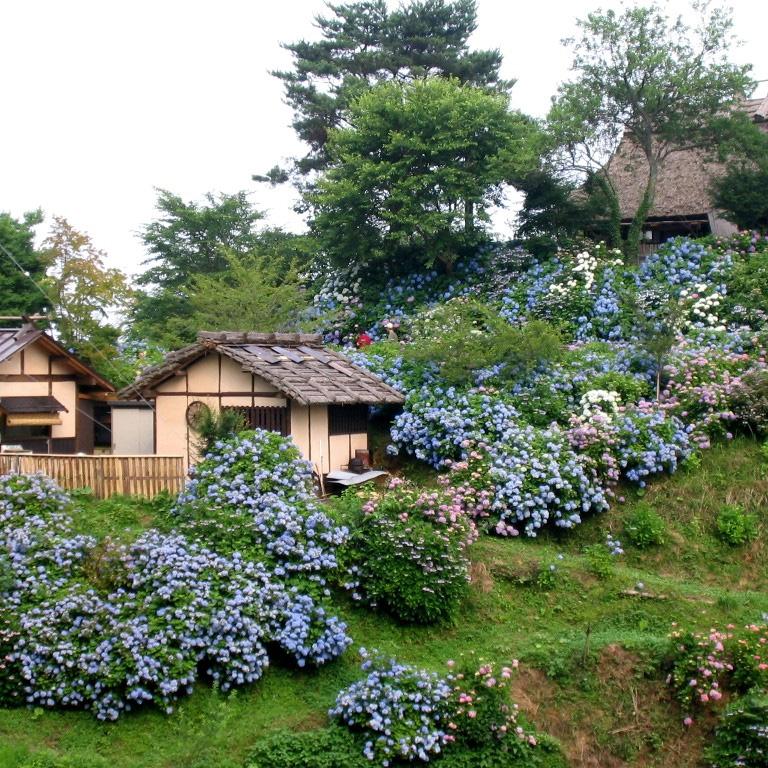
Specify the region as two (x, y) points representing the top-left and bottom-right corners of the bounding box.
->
(329, 404), (369, 436)
(0, 420), (50, 453)
(225, 406), (289, 436)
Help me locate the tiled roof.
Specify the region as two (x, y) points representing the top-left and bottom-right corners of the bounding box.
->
(120, 332), (405, 406)
(0, 324), (43, 363)
(0, 323), (114, 392)
(0, 395), (67, 414)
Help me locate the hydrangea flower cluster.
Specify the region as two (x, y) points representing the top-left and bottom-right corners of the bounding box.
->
(668, 626), (733, 723)
(331, 652), (540, 766)
(17, 531), (283, 720)
(335, 237), (766, 542)
(660, 340), (766, 445)
(344, 477), (476, 623)
(2, 468), (351, 720)
(668, 622), (768, 725)
(174, 430), (348, 587)
(330, 650), (453, 766)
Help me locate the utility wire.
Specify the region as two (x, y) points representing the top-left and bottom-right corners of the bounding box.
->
(0, 238), (157, 414)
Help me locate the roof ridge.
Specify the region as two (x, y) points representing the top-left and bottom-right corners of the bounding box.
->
(197, 331), (323, 347)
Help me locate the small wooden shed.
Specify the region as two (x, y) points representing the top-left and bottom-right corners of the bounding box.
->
(119, 331), (404, 472)
(0, 322), (114, 453)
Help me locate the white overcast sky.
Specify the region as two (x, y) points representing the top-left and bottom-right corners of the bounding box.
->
(1, 0), (765, 277)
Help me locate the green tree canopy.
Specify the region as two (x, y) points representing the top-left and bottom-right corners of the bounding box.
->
(132, 190), (264, 347)
(309, 77), (538, 274)
(269, 0), (510, 175)
(131, 189), (314, 350)
(0, 210), (48, 318)
(546, 2), (753, 260)
(41, 217), (133, 379)
(712, 119), (768, 230)
(188, 251), (309, 334)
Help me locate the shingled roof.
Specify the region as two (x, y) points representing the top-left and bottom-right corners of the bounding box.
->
(120, 332), (405, 407)
(0, 323), (114, 391)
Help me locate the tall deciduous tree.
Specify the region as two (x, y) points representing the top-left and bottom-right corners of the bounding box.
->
(547, 2), (753, 260)
(0, 210), (48, 318)
(268, 0), (510, 175)
(309, 77), (538, 274)
(42, 217), (132, 375)
(132, 190), (264, 346)
(132, 189), (315, 349)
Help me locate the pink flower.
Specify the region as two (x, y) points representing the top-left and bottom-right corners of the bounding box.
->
(467, 710), (477, 719)
(683, 717), (693, 727)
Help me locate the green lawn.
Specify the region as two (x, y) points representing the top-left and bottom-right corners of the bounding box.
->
(1, 439), (767, 768)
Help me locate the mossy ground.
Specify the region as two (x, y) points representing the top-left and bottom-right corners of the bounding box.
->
(1, 438), (767, 768)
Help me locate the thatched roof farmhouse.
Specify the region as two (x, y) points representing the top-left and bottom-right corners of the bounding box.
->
(605, 93), (768, 250)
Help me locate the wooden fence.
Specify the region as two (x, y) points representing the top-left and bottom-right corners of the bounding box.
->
(0, 454), (186, 499)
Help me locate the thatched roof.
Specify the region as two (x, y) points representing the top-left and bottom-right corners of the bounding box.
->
(606, 93), (768, 221)
(120, 332), (405, 407)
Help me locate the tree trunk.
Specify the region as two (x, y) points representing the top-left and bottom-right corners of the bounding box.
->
(594, 174), (622, 249)
(464, 199), (474, 234)
(625, 159), (659, 265)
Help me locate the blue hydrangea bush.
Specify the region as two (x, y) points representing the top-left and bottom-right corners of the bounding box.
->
(1, 467), (351, 720)
(173, 430), (348, 589)
(330, 650), (454, 765)
(331, 651), (543, 766)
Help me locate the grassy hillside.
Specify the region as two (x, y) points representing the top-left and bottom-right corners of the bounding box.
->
(2, 438), (766, 768)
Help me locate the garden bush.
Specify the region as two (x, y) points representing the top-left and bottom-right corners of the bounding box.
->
(173, 430), (348, 589)
(707, 692), (768, 768)
(667, 623), (768, 724)
(330, 651), (455, 764)
(331, 652), (552, 767)
(246, 726), (366, 768)
(730, 368), (768, 435)
(1, 469), (351, 721)
(730, 623), (768, 693)
(715, 504), (758, 546)
(623, 504), (666, 548)
(341, 479), (476, 624)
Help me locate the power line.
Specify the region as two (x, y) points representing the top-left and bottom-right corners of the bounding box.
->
(0, 238), (157, 414)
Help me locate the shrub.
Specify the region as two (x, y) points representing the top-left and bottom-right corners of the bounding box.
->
(405, 299), (561, 386)
(707, 692), (768, 768)
(730, 368), (768, 435)
(730, 623), (768, 693)
(583, 544), (614, 580)
(173, 430), (348, 589)
(190, 404), (247, 455)
(0, 609), (22, 705)
(715, 504), (758, 546)
(667, 626), (730, 721)
(331, 653), (549, 767)
(613, 405), (692, 486)
(330, 651), (454, 765)
(666, 623), (768, 724)
(246, 727), (366, 768)
(2, 472), (350, 720)
(16, 532), (285, 719)
(449, 662), (533, 750)
(343, 479), (476, 624)
(489, 427), (609, 536)
(623, 504), (666, 548)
